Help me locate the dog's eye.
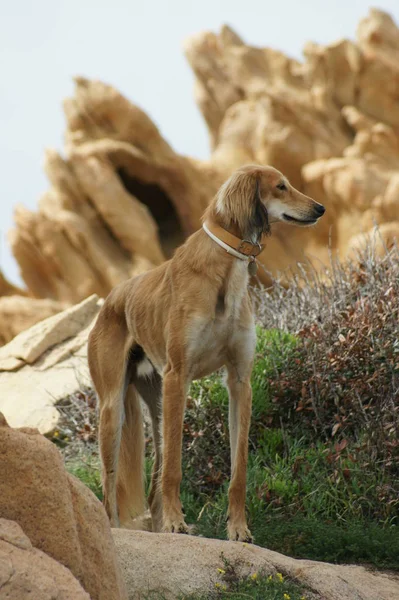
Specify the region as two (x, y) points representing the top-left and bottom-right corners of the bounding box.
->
(276, 182), (287, 191)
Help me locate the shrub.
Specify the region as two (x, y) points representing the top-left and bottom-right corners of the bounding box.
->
(254, 246), (399, 480)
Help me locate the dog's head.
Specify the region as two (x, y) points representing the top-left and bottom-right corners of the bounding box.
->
(213, 164), (325, 243)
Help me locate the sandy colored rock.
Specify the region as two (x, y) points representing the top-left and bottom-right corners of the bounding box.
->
(0, 293), (99, 367)
(0, 415), (127, 600)
(0, 295), (101, 433)
(0, 270), (26, 298)
(302, 103), (399, 261)
(0, 295), (63, 347)
(2, 8), (399, 341)
(0, 518), (90, 599)
(113, 529), (399, 600)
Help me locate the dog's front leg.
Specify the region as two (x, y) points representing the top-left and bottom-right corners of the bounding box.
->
(226, 369), (253, 543)
(161, 365), (189, 534)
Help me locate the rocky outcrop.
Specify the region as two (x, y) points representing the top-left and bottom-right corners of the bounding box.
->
(0, 518), (90, 599)
(0, 413), (127, 600)
(0, 295), (64, 346)
(113, 529), (399, 600)
(0, 295), (101, 433)
(2, 9), (399, 342)
(0, 270), (25, 298)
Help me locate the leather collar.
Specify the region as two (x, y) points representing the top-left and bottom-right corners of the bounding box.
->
(203, 219), (266, 258)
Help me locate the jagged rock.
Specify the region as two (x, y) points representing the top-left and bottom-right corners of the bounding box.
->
(0, 414), (127, 600)
(3, 9), (399, 340)
(0, 295), (63, 346)
(0, 295), (101, 433)
(356, 9), (399, 127)
(302, 103), (399, 259)
(0, 270), (26, 297)
(0, 518), (90, 599)
(113, 529), (399, 600)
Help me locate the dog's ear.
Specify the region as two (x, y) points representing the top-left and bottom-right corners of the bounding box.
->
(214, 166), (270, 242)
(244, 177), (270, 242)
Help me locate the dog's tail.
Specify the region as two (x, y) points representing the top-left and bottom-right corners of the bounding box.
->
(117, 383), (146, 525)
(88, 298), (146, 527)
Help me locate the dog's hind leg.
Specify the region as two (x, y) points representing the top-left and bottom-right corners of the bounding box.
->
(88, 307), (132, 527)
(133, 369), (163, 532)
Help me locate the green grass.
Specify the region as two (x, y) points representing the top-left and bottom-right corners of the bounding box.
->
(181, 328), (399, 568)
(65, 327), (399, 571)
(140, 566), (309, 600)
(66, 456), (102, 500)
(181, 569), (309, 600)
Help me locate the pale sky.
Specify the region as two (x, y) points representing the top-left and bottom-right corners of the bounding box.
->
(1, 0), (398, 286)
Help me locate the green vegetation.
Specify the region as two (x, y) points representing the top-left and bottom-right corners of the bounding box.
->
(180, 568), (309, 600)
(142, 571), (309, 600)
(178, 327), (398, 569)
(66, 455), (102, 500)
(63, 325), (398, 569)
(63, 327), (398, 569)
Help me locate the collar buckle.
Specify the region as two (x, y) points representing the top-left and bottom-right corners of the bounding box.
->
(237, 240), (263, 257)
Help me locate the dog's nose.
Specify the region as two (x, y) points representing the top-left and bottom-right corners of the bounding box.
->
(314, 204), (325, 216)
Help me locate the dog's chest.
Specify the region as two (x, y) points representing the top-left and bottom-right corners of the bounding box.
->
(185, 261), (254, 378)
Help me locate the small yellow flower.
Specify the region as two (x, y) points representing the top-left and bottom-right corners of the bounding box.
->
(222, 585), (227, 591)
(214, 582), (221, 589)
(53, 431), (59, 437)
(267, 575), (273, 582)
(250, 572), (258, 581)
(217, 568), (225, 574)
(276, 572), (284, 583)
(283, 594), (291, 600)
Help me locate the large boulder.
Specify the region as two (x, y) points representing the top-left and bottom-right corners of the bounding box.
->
(113, 529), (399, 600)
(0, 518), (90, 599)
(0, 294), (63, 347)
(0, 294), (101, 433)
(0, 413), (127, 600)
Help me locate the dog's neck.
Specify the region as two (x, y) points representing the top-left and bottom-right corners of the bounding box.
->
(202, 204), (268, 258)
(205, 207), (251, 241)
(203, 219), (265, 260)
(204, 201), (269, 244)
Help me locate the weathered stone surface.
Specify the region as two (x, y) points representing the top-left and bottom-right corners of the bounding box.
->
(113, 529), (399, 600)
(0, 270), (25, 298)
(0, 295), (65, 347)
(302, 103), (399, 261)
(0, 295), (101, 433)
(2, 8), (399, 341)
(0, 415), (127, 600)
(0, 518), (90, 599)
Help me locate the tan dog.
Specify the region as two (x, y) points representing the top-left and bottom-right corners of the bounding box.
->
(88, 164), (325, 541)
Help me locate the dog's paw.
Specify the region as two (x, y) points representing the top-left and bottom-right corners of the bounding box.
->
(162, 518), (189, 534)
(227, 522), (253, 543)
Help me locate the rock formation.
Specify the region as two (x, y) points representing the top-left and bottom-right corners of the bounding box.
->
(0, 293), (64, 346)
(0, 270), (25, 298)
(113, 528), (399, 600)
(1, 8), (399, 344)
(0, 518), (90, 599)
(0, 295), (101, 433)
(0, 412), (127, 600)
